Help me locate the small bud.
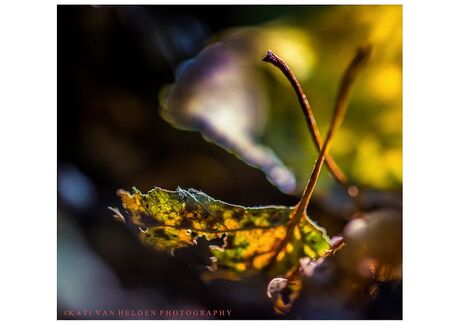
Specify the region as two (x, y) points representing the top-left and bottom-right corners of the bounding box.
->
(266, 277), (288, 299)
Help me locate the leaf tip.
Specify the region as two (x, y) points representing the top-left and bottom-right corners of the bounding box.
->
(108, 206), (126, 224)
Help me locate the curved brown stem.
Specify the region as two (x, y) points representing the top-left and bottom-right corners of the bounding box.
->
(296, 44), (372, 214)
(266, 45), (372, 267)
(263, 50), (360, 197)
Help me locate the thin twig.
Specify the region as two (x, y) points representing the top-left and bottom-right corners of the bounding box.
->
(263, 50), (359, 197)
(266, 45), (372, 267)
(296, 44), (371, 214)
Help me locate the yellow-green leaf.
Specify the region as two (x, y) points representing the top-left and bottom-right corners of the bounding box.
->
(116, 186), (332, 276)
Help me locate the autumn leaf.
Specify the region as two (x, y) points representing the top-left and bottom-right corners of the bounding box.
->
(117, 186), (332, 276)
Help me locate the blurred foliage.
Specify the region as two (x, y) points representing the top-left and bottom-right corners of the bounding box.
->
(160, 42), (297, 193)
(161, 5), (402, 193)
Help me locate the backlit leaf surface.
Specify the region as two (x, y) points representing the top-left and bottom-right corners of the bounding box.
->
(117, 187), (332, 276)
